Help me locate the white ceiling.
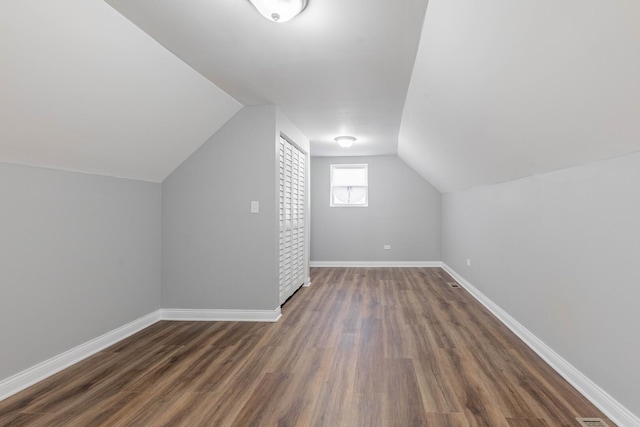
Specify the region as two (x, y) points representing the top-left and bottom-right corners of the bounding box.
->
(2, 0), (639, 191)
(0, 0), (240, 182)
(104, 0), (429, 157)
(399, 0), (640, 192)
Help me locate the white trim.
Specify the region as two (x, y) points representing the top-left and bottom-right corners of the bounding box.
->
(0, 310), (161, 402)
(310, 261), (442, 268)
(304, 276), (311, 287)
(160, 308), (281, 322)
(441, 263), (640, 427)
(0, 306), (282, 402)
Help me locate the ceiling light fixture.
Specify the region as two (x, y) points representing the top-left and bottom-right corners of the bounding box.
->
(335, 136), (356, 148)
(248, 0), (308, 23)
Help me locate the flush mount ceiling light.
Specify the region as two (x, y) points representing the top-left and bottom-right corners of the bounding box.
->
(248, 0), (308, 23)
(335, 136), (356, 148)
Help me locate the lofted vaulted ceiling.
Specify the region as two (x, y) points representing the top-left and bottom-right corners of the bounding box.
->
(104, 0), (430, 158)
(2, 0), (639, 191)
(399, 0), (640, 192)
(0, 0), (240, 182)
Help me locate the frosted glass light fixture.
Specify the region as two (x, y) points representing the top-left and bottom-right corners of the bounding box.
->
(248, 0), (308, 22)
(335, 136), (356, 148)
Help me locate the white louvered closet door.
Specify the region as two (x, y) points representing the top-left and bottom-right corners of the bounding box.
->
(279, 136), (306, 305)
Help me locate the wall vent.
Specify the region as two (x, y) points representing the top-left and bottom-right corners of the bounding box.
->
(576, 418), (609, 427)
(447, 282), (461, 289)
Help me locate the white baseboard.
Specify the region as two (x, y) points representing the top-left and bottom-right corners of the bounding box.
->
(0, 310), (161, 402)
(310, 261), (442, 268)
(0, 306), (282, 403)
(160, 308), (281, 322)
(0, 307), (281, 401)
(441, 263), (640, 427)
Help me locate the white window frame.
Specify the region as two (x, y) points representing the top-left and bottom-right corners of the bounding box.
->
(330, 164), (369, 207)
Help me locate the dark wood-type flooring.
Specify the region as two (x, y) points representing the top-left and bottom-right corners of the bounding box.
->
(0, 267), (613, 426)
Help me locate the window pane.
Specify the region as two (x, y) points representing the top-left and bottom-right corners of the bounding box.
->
(332, 166), (367, 187)
(330, 164), (368, 207)
(333, 186), (367, 205)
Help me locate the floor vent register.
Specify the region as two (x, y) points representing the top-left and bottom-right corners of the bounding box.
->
(576, 418), (610, 427)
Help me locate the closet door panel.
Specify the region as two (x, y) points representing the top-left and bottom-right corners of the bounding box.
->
(278, 137), (306, 305)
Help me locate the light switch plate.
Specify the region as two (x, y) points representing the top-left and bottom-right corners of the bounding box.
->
(250, 201), (259, 213)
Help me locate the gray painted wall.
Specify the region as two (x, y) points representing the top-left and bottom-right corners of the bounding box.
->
(0, 163), (161, 381)
(162, 105), (309, 310)
(442, 151), (640, 417)
(311, 156), (441, 262)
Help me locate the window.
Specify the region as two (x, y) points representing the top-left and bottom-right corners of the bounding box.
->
(330, 164), (368, 207)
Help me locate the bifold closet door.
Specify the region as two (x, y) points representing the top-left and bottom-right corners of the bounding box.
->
(279, 136), (306, 305)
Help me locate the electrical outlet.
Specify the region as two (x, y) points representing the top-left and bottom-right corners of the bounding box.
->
(250, 201), (259, 213)
(466, 259), (471, 266)
(383, 244), (391, 250)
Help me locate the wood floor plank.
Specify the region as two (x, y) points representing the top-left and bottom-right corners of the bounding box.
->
(383, 358), (429, 425)
(0, 267), (615, 426)
(506, 418), (552, 427)
(269, 348), (333, 426)
(412, 350), (462, 413)
(424, 412), (470, 427)
(439, 347), (512, 427)
(0, 411), (48, 427)
(231, 372), (293, 427)
(308, 333), (358, 427)
(353, 392), (387, 427)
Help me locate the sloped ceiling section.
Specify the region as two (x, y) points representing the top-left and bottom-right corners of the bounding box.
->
(105, 0), (429, 158)
(0, 0), (241, 182)
(399, 0), (640, 193)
